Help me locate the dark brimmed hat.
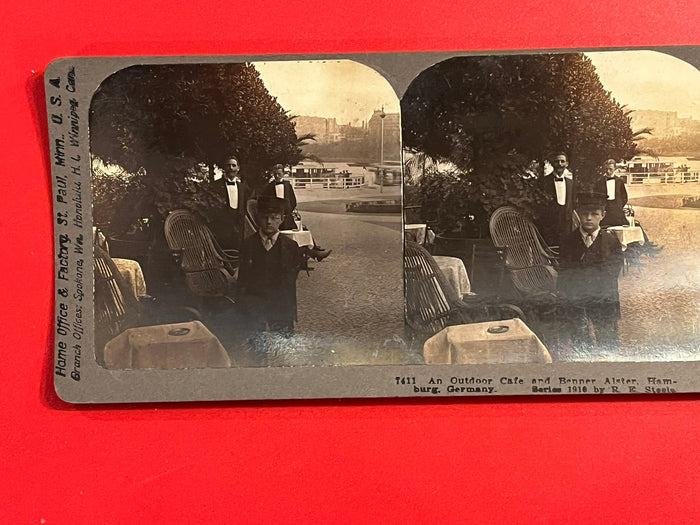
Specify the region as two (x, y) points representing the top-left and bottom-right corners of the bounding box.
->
(576, 192), (608, 209)
(257, 195), (286, 214)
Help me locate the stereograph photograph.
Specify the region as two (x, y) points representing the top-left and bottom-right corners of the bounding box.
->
(89, 60), (407, 370)
(47, 48), (700, 401)
(402, 49), (700, 367)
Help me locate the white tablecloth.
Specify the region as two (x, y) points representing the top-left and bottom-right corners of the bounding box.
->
(280, 229), (314, 247)
(423, 318), (552, 364)
(113, 258), (147, 299)
(405, 224), (427, 244)
(606, 226), (645, 251)
(103, 321), (231, 369)
(405, 223), (436, 245)
(434, 255), (471, 297)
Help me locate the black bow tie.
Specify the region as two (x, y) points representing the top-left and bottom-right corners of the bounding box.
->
(606, 177), (615, 180)
(226, 180), (239, 185)
(554, 177), (564, 182)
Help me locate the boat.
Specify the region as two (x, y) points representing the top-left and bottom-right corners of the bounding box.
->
(624, 156), (700, 184)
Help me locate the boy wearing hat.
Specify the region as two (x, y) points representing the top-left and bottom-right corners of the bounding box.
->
(557, 192), (624, 350)
(237, 195), (304, 336)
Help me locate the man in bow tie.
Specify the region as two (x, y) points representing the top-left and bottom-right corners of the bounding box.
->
(261, 164), (331, 262)
(595, 158), (628, 227)
(207, 155), (252, 251)
(263, 164), (298, 230)
(537, 152), (576, 246)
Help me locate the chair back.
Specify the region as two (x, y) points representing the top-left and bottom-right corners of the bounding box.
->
(164, 210), (237, 297)
(489, 206), (557, 295)
(246, 199), (259, 232)
(404, 240), (466, 337)
(94, 245), (140, 355)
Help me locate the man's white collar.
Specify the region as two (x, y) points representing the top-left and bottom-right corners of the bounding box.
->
(547, 168), (572, 180)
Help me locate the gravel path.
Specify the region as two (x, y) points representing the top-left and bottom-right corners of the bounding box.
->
(216, 183), (700, 366)
(616, 205), (700, 361)
(222, 185), (419, 367)
(554, 183), (700, 361)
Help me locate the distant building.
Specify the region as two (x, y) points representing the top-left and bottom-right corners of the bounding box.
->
(294, 116), (339, 144)
(294, 112), (401, 162)
(337, 123), (367, 141)
(630, 110), (700, 137)
(367, 110), (401, 162)
(294, 116), (372, 144)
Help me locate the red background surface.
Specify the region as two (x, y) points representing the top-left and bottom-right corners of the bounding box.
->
(3, 1), (700, 522)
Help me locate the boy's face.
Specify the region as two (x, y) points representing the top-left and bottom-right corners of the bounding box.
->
(258, 212), (283, 236)
(578, 206), (605, 233)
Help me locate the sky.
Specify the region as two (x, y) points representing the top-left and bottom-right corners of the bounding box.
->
(251, 53), (700, 125)
(586, 50), (700, 119)
(253, 60), (400, 125)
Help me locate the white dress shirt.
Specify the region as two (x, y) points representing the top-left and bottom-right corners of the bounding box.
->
(554, 179), (567, 205)
(225, 178), (241, 209)
(606, 177), (616, 200)
(546, 168), (572, 206)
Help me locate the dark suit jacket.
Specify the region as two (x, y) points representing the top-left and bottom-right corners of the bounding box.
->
(595, 176), (628, 227)
(237, 233), (303, 326)
(206, 177), (252, 250)
(557, 228), (623, 318)
(537, 175), (575, 246)
(262, 180), (297, 230)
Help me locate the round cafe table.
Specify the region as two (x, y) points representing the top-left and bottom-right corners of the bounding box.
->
(433, 255), (471, 298)
(606, 225), (645, 251)
(103, 321), (231, 369)
(405, 223), (427, 244)
(405, 223), (436, 246)
(280, 229), (314, 248)
(112, 258), (148, 299)
(423, 318), (552, 364)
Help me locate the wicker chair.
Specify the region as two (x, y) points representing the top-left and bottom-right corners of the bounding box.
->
(95, 243), (212, 367)
(164, 210), (238, 302)
(404, 240), (522, 339)
(488, 206), (558, 298)
(94, 245), (141, 362)
(246, 199), (259, 232)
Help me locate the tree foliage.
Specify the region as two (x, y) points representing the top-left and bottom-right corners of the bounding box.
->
(92, 158), (146, 228)
(401, 53), (640, 233)
(90, 63), (304, 232)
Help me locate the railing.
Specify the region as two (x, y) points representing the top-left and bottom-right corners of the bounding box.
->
(290, 176), (365, 189)
(626, 171), (700, 184)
